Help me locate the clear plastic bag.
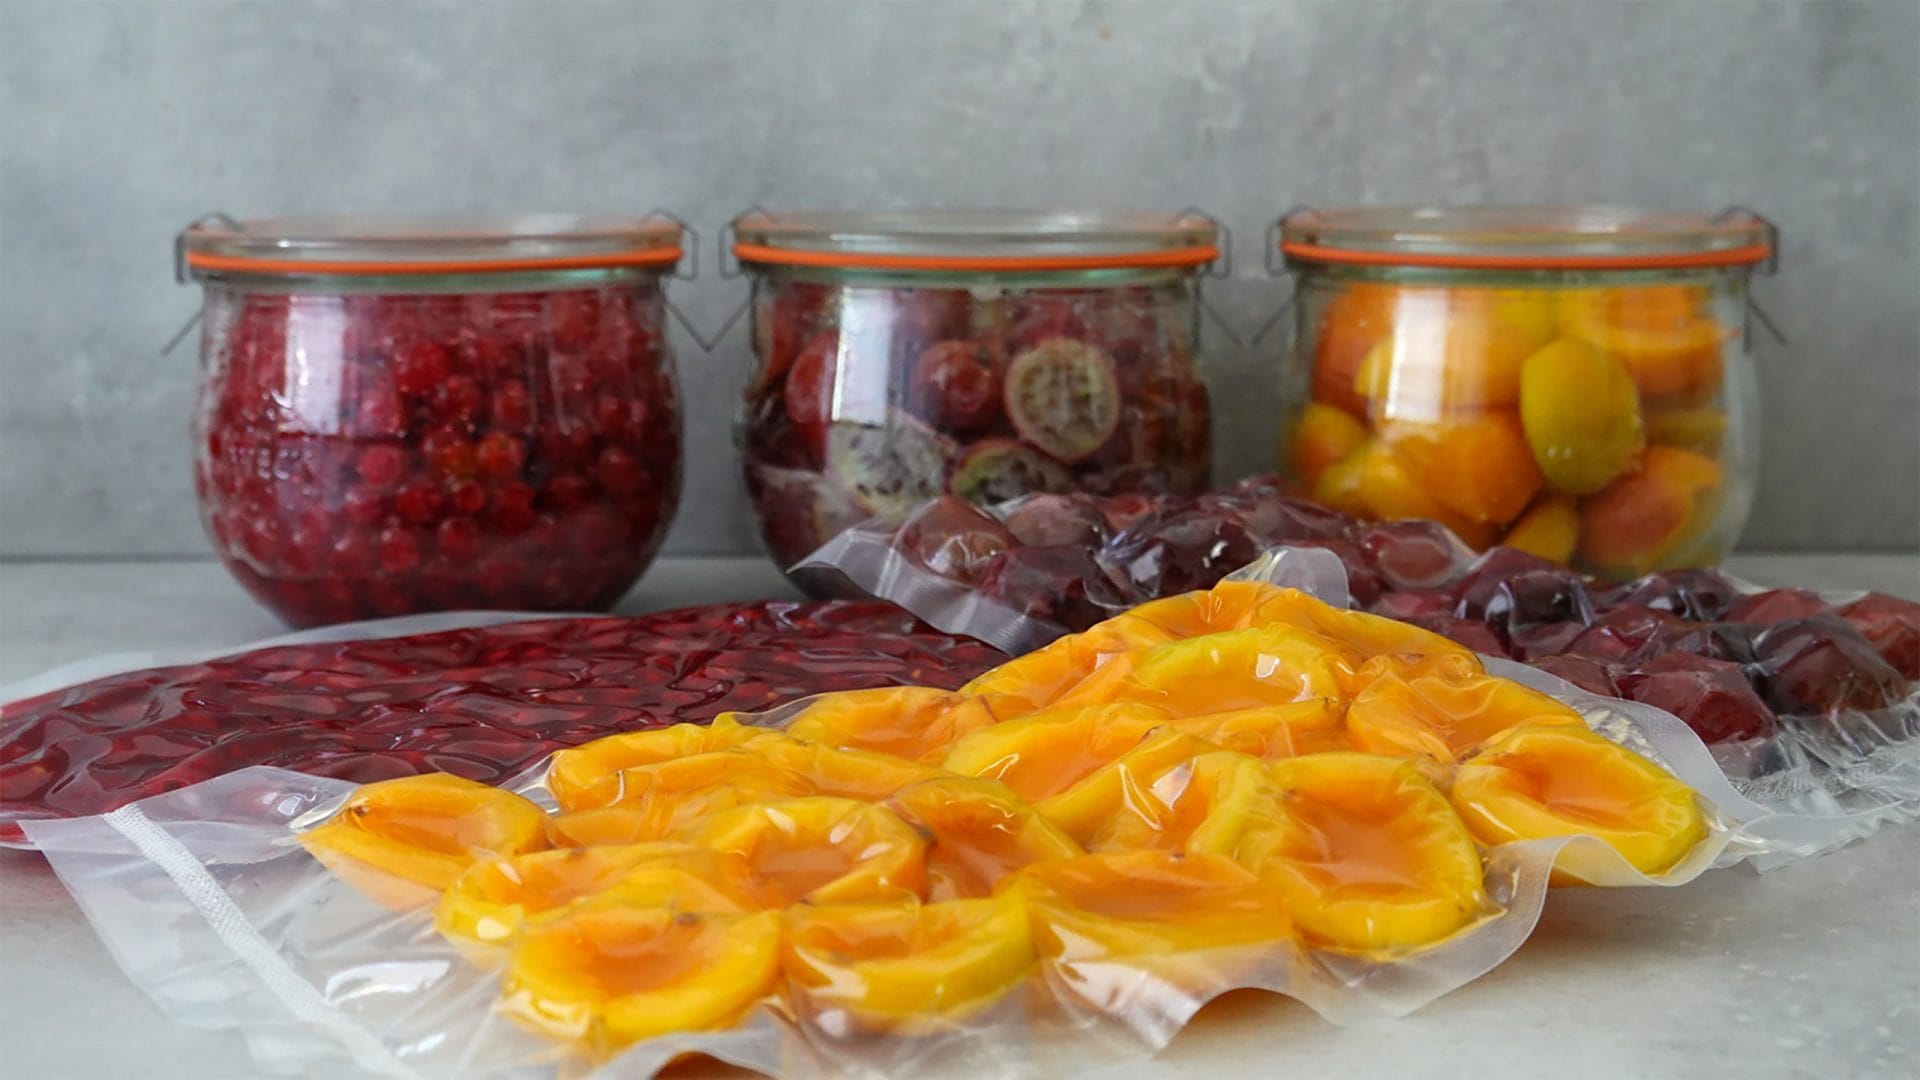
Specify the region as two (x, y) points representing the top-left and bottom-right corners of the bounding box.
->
(22, 562), (1898, 1080)
(798, 495), (1920, 858)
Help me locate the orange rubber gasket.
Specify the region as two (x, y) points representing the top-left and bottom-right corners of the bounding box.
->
(1279, 241), (1772, 271)
(731, 242), (1219, 272)
(184, 247), (684, 276)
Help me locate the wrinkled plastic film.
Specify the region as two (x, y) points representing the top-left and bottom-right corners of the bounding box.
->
(22, 568), (1877, 1080)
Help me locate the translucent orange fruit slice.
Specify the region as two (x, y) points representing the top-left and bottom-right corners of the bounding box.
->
(436, 843), (766, 950)
(547, 749), (814, 846)
(1015, 850), (1293, 966)
(501, 903), (781, 1054)
(960, 614), (1174, 715)
(887, 777), (1084, 900)
(1050, 625), (1362, 718)
(299, 773), (548, 894)
(1091, 750), (1274, 853)
(783, 686), (1001, 763)
(1034, 729), (1225, 843)
(1450, 725), (1709, 880)
(749, 738), (944, 801)
(1233, 754), (1487, 952)
(1243, 587), (1478, 669)
(782, 895), (1034, 1028)
(546, 717), (777, 812)
(1170, 699), (1350, 760)
(1345, 656), (1587, 762)
(695, 796), (927, 905)
(938, 702), (1174, 805)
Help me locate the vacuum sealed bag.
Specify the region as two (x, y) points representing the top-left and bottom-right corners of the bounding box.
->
(20, 570), (1891, 1079)
(0, 602), (1007, 844)
(798, 489), (1920, 847)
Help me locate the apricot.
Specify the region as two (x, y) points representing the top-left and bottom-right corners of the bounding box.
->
(1171, 700), (1351, 761)
(500, 902), (781, 1053)
(1352, 289), (1556, 417)
(784, 686), (1000, 764)
(1577, 446), (1724, 577)
(1093, 750), (1275, 853)
(783, 896), (1034, 1028)
(1351, 439), (1500, 549)
(436, 844), (765, 950)
(960, 615), (1175, 715)
(1015, 850), (1293, 967)
(1308, 442), (1373, 517)
(1052, 624), (1362, 718)
(750, 738), (947, 800)
(1310, 282), (1399, 418)
(1518, 338), (1645, 496)
(1035, 729), (1227, 842)
(1344, 657), (1587, 763)
(1242, 586), (1478, 668)
(1501, 497), (1581, 564)
(887, 777), (1084, 900)
(548, 750), (813, 845)
(547, 717), (777, 812)
(1231, 754), (1487, 952)
(1450, 725), (1709, 880)
(1122, 580), (1291, 639)
(1382, 412), (1543, 525)
(1286, 403), (1370, 490)
(300, 773), (548, 894)
(1557, 286), (1728, 402)
(939, 702), (1174, 804)
(695, 796), (927, 905)
(1645, 406), (1728, 455)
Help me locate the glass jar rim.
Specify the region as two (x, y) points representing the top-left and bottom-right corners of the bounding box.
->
(731, 209), (1218, 272)
(1278, 206), (1773, 271)
(177, 213), (684, 280)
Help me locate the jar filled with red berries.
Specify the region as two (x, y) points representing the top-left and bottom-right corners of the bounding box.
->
(179, 214), (686, 627)
(732, 210), (1220, 580)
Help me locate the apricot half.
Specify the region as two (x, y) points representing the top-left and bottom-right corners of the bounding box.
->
(1123, 580), (1291, 640)
(960, 615), (1174, 715)
(1577, 446), (1724, 577)
(548, 750), (814, 845)
(1344, 656), (1587, 762)
(1519, 338), (1646, 496)
(1035, 729), (1227, 843)
(1092, 750), (1275, 853)
(1450, 725), (1708, 880)
(1351, 289), (1554, 416)
(750, 738), (944, 800)
(436, 843), (765, 950)
(1382, 412), (1544, 525)
(1556, 286), (1727, 403)
(1171, 700), (1350, 761)
(1286, 403), (1370, 490)
(500, 903), (781, 1054)
(1501, 496), (1581, 564)
(1232, 754), (1487, 953)
(300, 773), (548, 893)
(888, 777), (1084, 900)
(1242, 588), (1477, 669)
(696, 796), (927, 905)
(783, 686), (1000, 763)
(1310, 282), (1399, 418)
(547, 717), (777, 812)
(1052, 625), (1361, 718)
(1016, 850), (1293, 964)
(782, 896), (1034, 1028)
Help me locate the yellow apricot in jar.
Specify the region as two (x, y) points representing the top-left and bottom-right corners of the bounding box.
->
(1519, 338), (1646, 496)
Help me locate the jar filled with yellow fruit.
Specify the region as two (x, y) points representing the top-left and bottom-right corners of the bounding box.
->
(1275, 206), (1773, 579)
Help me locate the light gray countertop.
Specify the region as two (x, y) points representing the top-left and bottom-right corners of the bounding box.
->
(1, 554), (1917, 1079)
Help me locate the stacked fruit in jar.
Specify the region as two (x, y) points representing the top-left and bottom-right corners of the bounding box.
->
(1285, 281), (1744, 578)
(742, 280), (1211, 570)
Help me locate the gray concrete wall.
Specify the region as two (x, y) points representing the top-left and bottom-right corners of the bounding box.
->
(2, 0), (1916, 558)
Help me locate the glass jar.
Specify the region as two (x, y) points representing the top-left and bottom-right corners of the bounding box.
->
(732, 209), (1220, 576)
(179, 214), (686, 627)
(1275, 206), (1773, 579)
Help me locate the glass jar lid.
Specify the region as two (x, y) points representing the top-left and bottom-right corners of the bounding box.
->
(177, 213), (684, 280)
(731, 209), (1218, 272)
(1278, 206), (1774, 272)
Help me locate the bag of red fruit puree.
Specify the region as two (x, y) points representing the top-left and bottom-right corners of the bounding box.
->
(798, 494), (1920, 863)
